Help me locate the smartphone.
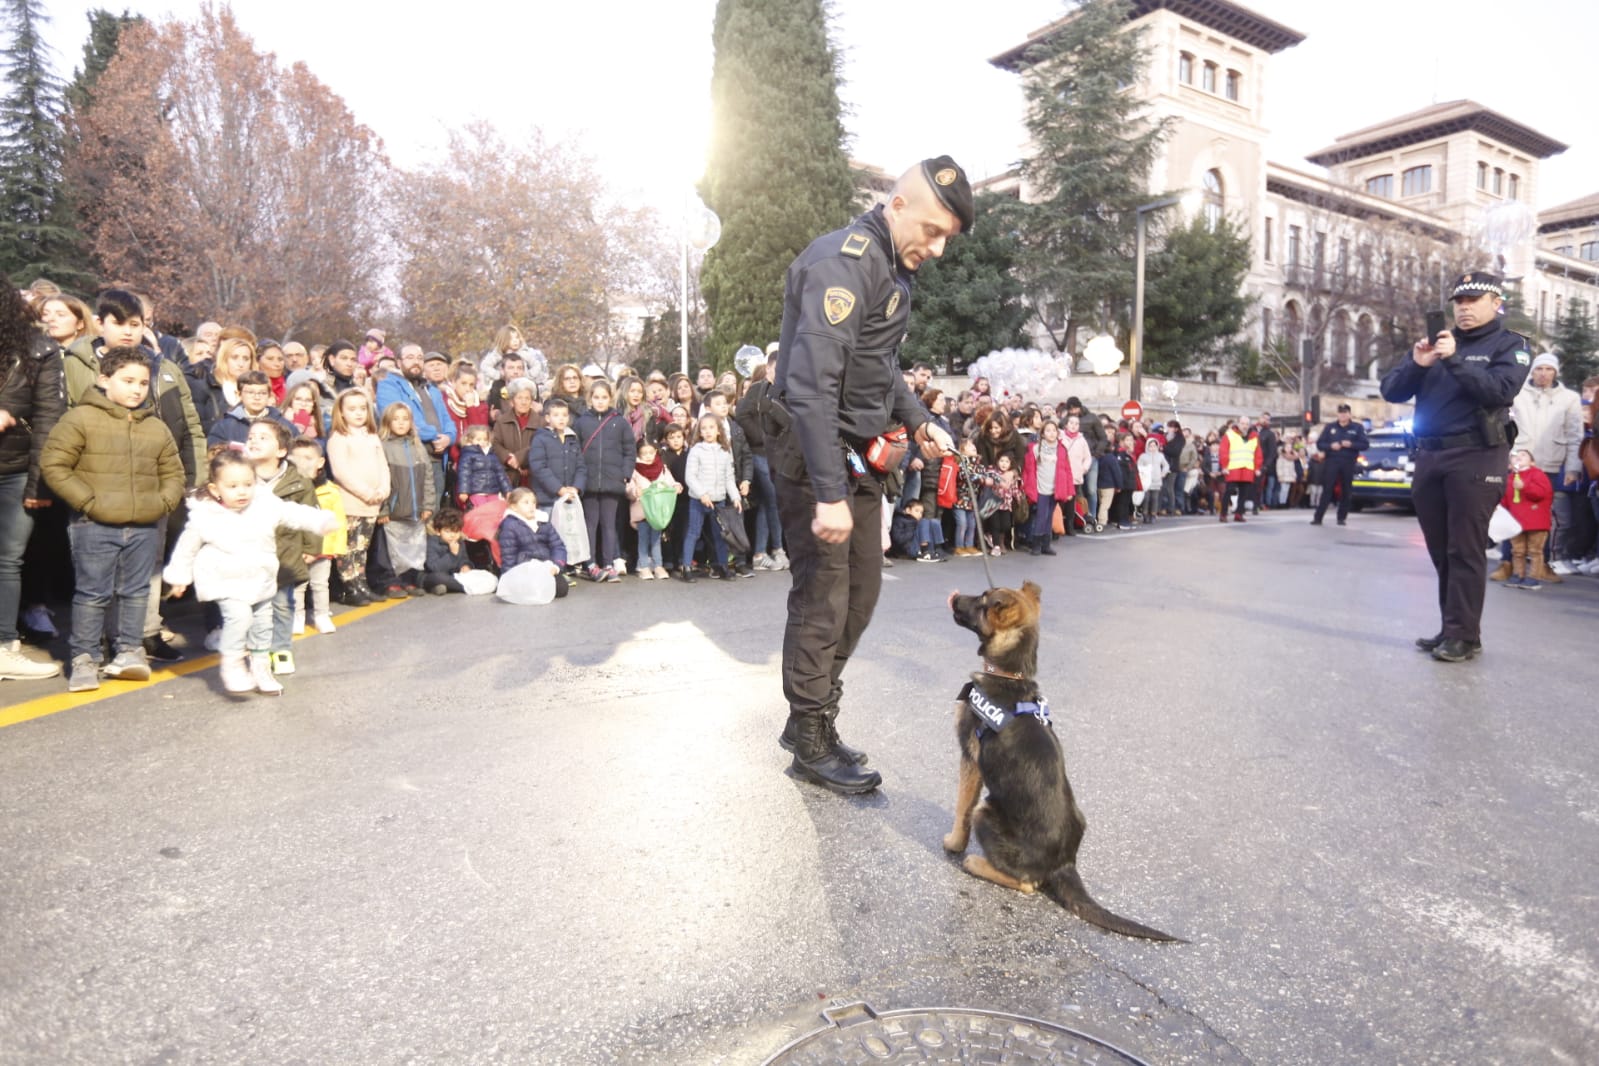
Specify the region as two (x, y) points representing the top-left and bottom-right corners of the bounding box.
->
(1425, 310), (1448, 342)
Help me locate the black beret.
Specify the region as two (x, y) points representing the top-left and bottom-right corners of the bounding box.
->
(921, 155), (973, 234)
(1450, 271), (1502, 299)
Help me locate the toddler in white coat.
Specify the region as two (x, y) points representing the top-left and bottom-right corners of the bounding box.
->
(165, 452), (337, 696)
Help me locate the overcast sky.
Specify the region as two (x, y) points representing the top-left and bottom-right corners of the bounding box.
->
(36, 0), (1598, 218)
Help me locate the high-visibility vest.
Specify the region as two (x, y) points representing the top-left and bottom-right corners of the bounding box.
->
(1225, 429), (1258, 472)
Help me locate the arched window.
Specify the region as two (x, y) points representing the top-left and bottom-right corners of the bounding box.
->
(1202, 169), (1223, 230)
(1283, 301), (1303, 363)
(1356, 314), (1376, 379)
(1178, 52), (1193, 84)
(1330, 311), (1351, 371)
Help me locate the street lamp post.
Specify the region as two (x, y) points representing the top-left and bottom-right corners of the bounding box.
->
(1131, 192), (1198, 402)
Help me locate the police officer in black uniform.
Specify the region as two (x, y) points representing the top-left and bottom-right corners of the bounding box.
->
(1310, 403), (1368, 526)
(768, 156), (970, 794)
(1380, 271), (1530, 662)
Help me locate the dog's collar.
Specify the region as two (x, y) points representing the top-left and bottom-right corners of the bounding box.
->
(960, 680), (1051, 739)
(981, 660), (1026, 681)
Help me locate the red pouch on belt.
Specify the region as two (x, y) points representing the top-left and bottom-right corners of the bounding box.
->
(864, 426), (909, 474)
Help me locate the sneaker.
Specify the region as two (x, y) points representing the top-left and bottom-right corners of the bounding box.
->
(612, 558), (628, 576)
(1550, 559), (1577, 576)
(753, 553), (776, 570)
(990, 546), (1004, 556)
(678, 568), (697, 584)
(203, 627), (222, 652)
(143, 634), (184, 663)
(653, 566), (668, 580)
(585, 565), (604, 582)
(638, 568), (655, 581)
(735, 562), (755, 578)
(313, 615), (337, 634)
(711, 566), (733, 580)
(386, 586), (408, 599)
(68, 654), (100, 692)
(429, 583), (448, 595)
(101, 648), (151, 682)
(270, 650), (296, 675)
(404, 586), (425, 597)
(1580, 558), (1599, 576)
(1521, 576), (1542, 591)
(0, 640), (62, 681)
(292, 612), (305, 635)
(21, 604), (57, 637)
(603, 567), (621, 583)
(771, 549), (790, 570)
(1503, 575), (1525, 589)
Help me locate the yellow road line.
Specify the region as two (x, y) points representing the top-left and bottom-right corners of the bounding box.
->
(0, 597), (407, 730)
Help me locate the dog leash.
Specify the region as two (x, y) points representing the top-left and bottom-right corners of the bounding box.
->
(959, 463), (998, 590)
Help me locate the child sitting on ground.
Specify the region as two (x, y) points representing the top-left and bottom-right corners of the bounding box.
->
(287, 438), (343, 634)
(889, 498), (926, 560)
(164, 452), (336, 696)
(497, 488), (569, 598)
(454, 423), (511, 509)
(423, 509), (476, 594)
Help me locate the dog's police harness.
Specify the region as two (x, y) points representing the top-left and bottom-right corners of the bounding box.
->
(958, 679), (1051, 740)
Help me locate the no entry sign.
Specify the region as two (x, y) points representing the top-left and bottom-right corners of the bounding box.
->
(1121, 400), (1143, 421)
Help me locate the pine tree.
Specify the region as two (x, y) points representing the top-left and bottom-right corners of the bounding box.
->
(899, 194), (1029, 375)
(1140, 216), (1255, 377)
(1550, 296), (1598, 385)
(1010, 0), (1173, 352)
(0, 0), (80, 284)
(66, 8), (141, 113)
(698, 0), (856, 370)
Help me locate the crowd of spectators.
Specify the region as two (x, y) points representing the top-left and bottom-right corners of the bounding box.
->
(3, 273), (1596, 692)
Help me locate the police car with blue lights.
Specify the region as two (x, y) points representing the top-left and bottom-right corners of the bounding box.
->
(1348, 423), (1415, 511)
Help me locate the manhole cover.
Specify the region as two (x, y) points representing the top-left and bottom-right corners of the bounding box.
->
(764, 1001), (1152, 1065)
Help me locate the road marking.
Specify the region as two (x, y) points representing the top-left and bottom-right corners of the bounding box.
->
(0, 598), (406, 731)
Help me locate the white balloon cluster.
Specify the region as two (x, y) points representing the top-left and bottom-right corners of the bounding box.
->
(966, 348), (1074, 404)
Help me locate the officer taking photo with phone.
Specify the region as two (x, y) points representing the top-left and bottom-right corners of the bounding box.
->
(1380, 271), (1531, 663)
(766, 156), (969, 794)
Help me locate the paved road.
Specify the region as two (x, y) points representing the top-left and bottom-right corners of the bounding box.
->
(3, 511), (1597, 1064)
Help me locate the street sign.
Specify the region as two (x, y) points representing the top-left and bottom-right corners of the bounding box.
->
(1121, 400), (1143, 421)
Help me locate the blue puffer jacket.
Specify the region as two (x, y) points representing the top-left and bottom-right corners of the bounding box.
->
(206, 403), (301, 450)
(573, 408), (635, 497)
(456, 444), (511, 497)
(498, 511), (567, 570)
(528, 426), (586, 504)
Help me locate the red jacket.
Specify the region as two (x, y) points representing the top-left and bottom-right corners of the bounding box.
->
(1218, 429), (1263, 483)
(1501, 465), (1552, 532)
(1022, 439), (1075, 502)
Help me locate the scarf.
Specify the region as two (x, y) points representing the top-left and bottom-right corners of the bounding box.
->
(635, 454), (665, 481)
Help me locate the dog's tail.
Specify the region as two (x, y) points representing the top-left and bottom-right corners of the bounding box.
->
(1045, 866), (1185, 943)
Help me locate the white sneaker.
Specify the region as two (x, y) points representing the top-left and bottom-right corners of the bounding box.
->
(612, 558), (627, 576)
(292, 610), (306, 635)
(771, 549), (790, 571)
(21, 605), (57, 637)
(1579, 558), (1599, 576)
(1550, 559), (1577, 576)
(313, 615), (337, 634)
(250, 653), (283, 695)
(0, 640), (62, 681)
(203, 627), (222, 652)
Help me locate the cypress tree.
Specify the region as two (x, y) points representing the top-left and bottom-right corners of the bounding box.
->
(899, 194), (1029, 375)
(1549, 296), (1598, 385)
(66, 8), (141, 113)
(699, 0), (856, 370)
(1010, 0), (1173, 352)
(0, 0), (80, 283)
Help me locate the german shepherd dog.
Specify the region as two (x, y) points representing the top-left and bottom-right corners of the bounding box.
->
(944, 582), (1182, 942)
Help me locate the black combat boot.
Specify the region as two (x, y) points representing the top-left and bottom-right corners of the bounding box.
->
(786, 714), (882, 794)
(778, 709), (870, 766)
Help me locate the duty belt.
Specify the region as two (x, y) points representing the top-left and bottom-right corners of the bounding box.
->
(1415, 431), (1484, 451)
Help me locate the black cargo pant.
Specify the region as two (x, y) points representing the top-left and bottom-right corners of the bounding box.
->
(771, 429), (883, 719)
(1315, 461), (1357, 524)
(1411, 444), (1506, 643)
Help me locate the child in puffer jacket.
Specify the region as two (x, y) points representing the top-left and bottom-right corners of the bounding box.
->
(1502, 447), (1554, 590)
(497, 488), (569, 598)
(1136, 438), (1169, 524)
(454, 423), (512, 509)
(164, 452), (336, 697)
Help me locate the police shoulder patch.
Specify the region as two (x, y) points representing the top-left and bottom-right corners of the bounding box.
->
(823, 287), (856, 326)
(840, 232), (870, 258)
(1514, 350), (1530, 366)
(886, 290), (901, 318)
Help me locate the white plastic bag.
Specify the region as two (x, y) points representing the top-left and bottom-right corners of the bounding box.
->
(496, 561), (556, 605)
(550, 495), (590, 565)
(1131, 489), (1146, 507)
(456, 569), (498, 596)
(1487, 505), (1521, 544)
